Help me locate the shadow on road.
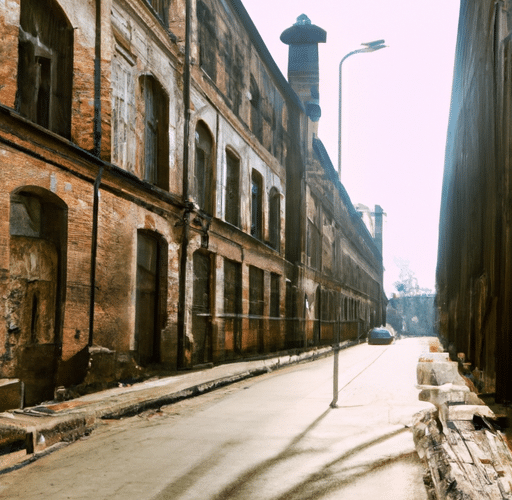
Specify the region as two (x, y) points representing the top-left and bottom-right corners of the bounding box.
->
(152, 407), (414, 500)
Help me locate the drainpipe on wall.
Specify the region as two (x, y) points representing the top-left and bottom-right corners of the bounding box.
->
(177, 0), (192, 368)
(88, 0), (103, 347)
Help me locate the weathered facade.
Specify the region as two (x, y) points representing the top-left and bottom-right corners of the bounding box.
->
(437, 0), (512, 403)
(0, 0), (385, 407)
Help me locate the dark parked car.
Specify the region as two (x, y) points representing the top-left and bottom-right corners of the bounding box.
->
(367, 327), (394, 345)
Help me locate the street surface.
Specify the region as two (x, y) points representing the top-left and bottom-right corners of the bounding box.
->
(0, 337), (434, 499)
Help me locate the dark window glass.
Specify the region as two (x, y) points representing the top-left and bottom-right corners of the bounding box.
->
(147, 0), (168, 25)
(269, 188), (280, 250)
(250, 75), (262, 141)
(270, 273), (280, 318)
(307, 220), (321, 270)
(249, 266), (264, 317)
(195, 122), (214, 214)
(224, 259), (242, 315)
(142, 76), (169, 190)
(17, 0), (74, 138)
(197, 0), (216, 80)
(225, 150), (240, 227)
(251, 170), (263, 240)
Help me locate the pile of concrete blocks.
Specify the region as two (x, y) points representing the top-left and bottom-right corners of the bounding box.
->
(413, 351), (512, 499)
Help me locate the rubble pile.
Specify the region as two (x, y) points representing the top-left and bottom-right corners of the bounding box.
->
(413, 350), (512, 499)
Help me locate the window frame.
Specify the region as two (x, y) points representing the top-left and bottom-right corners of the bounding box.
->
(251, 170), (263, 240)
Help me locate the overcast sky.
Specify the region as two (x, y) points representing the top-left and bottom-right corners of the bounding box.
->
(241, 0), (461, 296)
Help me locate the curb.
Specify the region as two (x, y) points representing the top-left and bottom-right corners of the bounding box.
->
(0, 343), (342, 473)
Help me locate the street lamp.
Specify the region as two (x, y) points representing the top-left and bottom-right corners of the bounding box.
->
(337, 39), (387, 180)
(331, 41), (387, 409)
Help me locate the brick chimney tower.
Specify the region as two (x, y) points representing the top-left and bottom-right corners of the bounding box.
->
(280, 15), (326, 123)
(373, 205), (384, 256)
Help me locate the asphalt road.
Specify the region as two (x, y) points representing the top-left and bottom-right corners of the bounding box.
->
(0, 337), (434, 500)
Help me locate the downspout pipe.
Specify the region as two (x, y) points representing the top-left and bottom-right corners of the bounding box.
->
(88, 0), (103, 347)
(177, 0), (192, 367)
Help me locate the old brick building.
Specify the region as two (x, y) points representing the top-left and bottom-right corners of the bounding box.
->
(437, 1), (512, 403)
(0, 0), (385, 407)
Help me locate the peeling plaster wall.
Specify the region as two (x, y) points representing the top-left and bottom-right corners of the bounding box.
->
(110, 0), (184, 193)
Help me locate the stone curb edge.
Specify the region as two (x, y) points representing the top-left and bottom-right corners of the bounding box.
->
(0, 342), (346, 473)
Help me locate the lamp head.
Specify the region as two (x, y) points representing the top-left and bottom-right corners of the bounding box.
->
(361, 39), (387, 51)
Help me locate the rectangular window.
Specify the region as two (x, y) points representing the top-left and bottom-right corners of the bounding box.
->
(224, 259), (242, 316)
(224, 259), (242, 353)
(225, 151), (240, 227)
(195, 122), (214, 214)
(307, 220), (321, 270)
(249, 266), (264, 317)
(192, 251), (212, 364)
(269, 188), (280, 250)
(142, 76), (169, 190)
(112, 53), (136, 172)
(144, 79), (158, 185)
(197, 0), (216, 80)
(270, 273), (280, 318)
(251, 170), (263, 240)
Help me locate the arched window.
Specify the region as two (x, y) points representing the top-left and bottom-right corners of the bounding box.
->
(268, 187), (280, 250)
(251, 170), (263, 240)
(225, 149), (240, 227)
(195, 121), (215, 214)
(16, 0), (74, 138)
(141, 75), (169, 190)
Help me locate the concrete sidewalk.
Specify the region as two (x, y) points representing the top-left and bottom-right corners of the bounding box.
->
(0, 345), (336, 473)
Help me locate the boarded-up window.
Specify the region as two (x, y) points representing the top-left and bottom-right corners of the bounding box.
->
(112, 52), (136, 172)
(225, 149), (240, 227)
(249, 266), (264, 317)
(135, 231), (167, 366)
(270, 273), (280, 318)
(251, 170), (263, 240)
(269, 187), (280, 250)
(224, 258), (242, 353)
(16, 0), (73, 138)
(195, 122), (214, 214)
(192, 251), (212, 365)
(142, 76), (169, 190)
(249, 266), (264, 352)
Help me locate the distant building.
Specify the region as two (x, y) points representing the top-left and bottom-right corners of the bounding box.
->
(355, 204), (385, 257)
(387, 295), (436, 337)
(0, 0), (386, 407)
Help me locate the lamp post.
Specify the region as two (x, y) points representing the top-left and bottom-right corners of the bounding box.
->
(331, 39), (387, 409)
(337, 40), (387, 180)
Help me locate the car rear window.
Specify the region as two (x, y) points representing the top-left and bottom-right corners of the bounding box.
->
(370, 329), (391, 338)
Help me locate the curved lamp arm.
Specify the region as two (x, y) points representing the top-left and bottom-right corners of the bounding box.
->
(337, 42), (387, 179)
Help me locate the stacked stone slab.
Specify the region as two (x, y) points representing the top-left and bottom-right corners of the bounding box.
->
(414, 352), (512, 499)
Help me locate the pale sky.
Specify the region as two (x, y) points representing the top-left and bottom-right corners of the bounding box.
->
(242, 0), (461, 296)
